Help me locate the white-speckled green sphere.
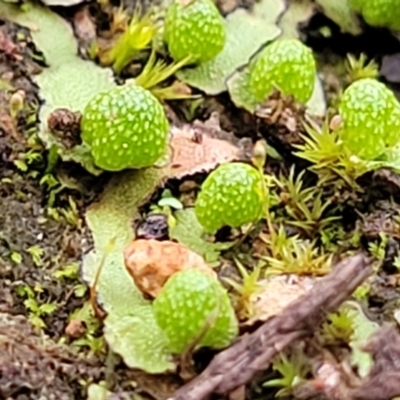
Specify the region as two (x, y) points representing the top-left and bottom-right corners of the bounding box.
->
(349, 0), (400, 30)
(153, 268), (238, 354)
(249, 39), (316, 104)
(339, 78), (400, 160)
(164, 0), (226, 63)
(81, 84), (169, 171)
(195, 162), (264, 233)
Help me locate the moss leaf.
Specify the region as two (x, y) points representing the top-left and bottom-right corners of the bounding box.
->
(176, 0), (285, 95)
(170, 208), (233, 264)
(81, 168), (174, 373)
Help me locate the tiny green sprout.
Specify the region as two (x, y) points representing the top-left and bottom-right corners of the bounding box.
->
(81, 83), (169, 171)
(27, 245), (44, 267)
(278, 168), (340, 236)
(74, 283), (88, 298)
(17, 284), (57, 330)
(105, 9), (157, 73)
(295, 119), (368, 190)
(223, 258), (264, 319)
(393, 252), (400, 272)
(14, 159), (28, 172)
(345, 53), (379, 83)
(9, 89), (25, 118)
(150, 189), (183, 227)
(59, 196), (81, 228)
(14, 142), (43, 174)
(321, 307), (354, 345)
(54, 262), (80, 280)
(133, 50), (194, 100)
(260, 225), (332, 276)
(368, 232), (388, 267)
(109, 5), (130, 35)
(263, 348), (311, 397)
(70, 301), (104, 354)
(164, 0), (226, 64)
(353, 282), (371, 301)
(157, 196), (183, 211)
(10, 251), (22, 264)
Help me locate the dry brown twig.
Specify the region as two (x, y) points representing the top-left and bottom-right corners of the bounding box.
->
(168, 253), (371, 400)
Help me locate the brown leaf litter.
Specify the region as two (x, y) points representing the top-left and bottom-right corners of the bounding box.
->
(245, 275), (315, 326)
(167, 121), (241, 180)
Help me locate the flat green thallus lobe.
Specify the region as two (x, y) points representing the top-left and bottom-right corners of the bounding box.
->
(164, 0), (226, 63)
(81, 84), (169, 171)
(339, 78), (400, 160)
(195, 162), (264, 233)
(153, 268), (238, 354)
(249, 39), (316, 104)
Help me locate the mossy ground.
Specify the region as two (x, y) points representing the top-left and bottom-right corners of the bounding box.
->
(2, 0), (400, 399)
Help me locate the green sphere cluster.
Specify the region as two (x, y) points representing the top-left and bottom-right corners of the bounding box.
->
(153, 268), (238, 354)
(81, 84), (169, 171)
(164, 0), (226, 63)
(249, 39), (316, 104)
(195, 162), (264, 233)
(339, 78), (400, 160)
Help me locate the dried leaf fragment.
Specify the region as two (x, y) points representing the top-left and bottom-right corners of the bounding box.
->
(167, 125), (240, 179)
(245, 275), (315, 326)
(124, 239), (216, 297)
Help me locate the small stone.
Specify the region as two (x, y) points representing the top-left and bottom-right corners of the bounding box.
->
(65, 319), (85, 339)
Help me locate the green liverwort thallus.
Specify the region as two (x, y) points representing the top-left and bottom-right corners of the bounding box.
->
(338, 78), (400, 160)
(153, 268), (238, 354)
(164, 0), (226, 63)
(249, 39), (316, 104)
(81, 84), (169, 171)
(195, 162), (264, 233)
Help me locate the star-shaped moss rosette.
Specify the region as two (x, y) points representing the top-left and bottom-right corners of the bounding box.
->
(195, 162), (264, 233)
(153, 268), (238, 354)
(81, 83), (170, 171)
